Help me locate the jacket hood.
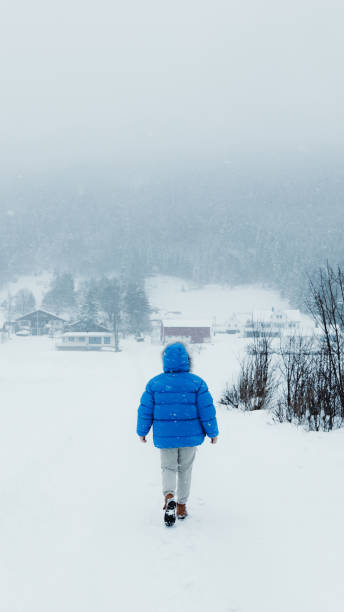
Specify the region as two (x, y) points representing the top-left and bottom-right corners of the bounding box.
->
(163, 342), (190, 373)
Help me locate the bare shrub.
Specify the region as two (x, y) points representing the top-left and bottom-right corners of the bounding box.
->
(277, 336), (315, 425)
(275, 270), (344, 431)
(308, 263), (344, 420)
(220, 382), (240, 410)
(222, 265), (344, 431)
(220, 327), (277, 411)
(275, 338), (341, 431)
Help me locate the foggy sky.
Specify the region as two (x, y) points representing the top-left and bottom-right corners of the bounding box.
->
(1, 0), (343, 175)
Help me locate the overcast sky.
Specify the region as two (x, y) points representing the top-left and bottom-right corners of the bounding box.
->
(1, 0), (343, 175)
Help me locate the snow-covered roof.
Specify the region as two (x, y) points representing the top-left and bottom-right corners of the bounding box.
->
(163, 320), (212, 328)
(246, 309), (302, 326)
(15, 309), (66, 322)
(66, 320), (110, 332)
(250, 310), (282, 322)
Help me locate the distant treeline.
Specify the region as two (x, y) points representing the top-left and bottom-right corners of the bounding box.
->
(1, 155), (343, 310)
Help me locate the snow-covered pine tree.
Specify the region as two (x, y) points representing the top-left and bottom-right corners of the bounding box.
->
(12, 289), (36, 316)
(42, 273), (76, 314)
(79, 288), (99, 324)
(124, 281), (151, 336)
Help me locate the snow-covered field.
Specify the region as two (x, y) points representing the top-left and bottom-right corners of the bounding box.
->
(1, 280), (343, 612)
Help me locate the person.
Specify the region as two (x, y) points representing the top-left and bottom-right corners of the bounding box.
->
(137, 342), (219, 526)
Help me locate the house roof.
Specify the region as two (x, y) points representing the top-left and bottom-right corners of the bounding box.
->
(250, 310), (281, 323)
(248, 310), (301, 324)
(15, 309), (66, 322)
(66, 319), (111, 333)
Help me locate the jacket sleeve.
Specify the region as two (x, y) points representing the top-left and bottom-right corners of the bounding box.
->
(137, 382), (154, 436)
(196, 380), (219, 438)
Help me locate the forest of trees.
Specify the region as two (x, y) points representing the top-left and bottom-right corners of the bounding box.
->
(1, 155), (343, 311)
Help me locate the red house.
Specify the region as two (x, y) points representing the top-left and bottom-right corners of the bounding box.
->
(162, 320), (212, 344)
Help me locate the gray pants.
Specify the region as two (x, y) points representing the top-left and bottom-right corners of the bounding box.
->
(160, 447), (197, 504)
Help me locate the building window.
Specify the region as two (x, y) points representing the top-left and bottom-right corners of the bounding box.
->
(68, 336), (75, 342)
(89, 336), (101, 344)
(78, 336), (86, 342)
(103, 336), (111, 344)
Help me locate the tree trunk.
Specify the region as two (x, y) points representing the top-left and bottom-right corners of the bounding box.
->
(113, 312), (120, 352)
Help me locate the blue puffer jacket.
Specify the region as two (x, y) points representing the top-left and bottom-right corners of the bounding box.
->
(137, 343), (219, 449)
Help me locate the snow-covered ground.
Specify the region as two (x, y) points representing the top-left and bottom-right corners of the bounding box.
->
(1, 280), (343, 612)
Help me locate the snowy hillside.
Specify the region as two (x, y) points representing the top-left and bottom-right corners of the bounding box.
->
(0, 272), (52, 306)
(0, 278), (343, 612)
(146, 275), (291, 323)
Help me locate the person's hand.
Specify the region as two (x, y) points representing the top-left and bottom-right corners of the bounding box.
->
(210, 436), (218, 444)
(139, 436), (147, 443)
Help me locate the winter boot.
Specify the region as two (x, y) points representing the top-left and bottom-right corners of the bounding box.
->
(177, 503), (188, 520)
(163, 493), (176, 527)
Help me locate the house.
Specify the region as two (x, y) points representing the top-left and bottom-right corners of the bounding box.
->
(161, 320), (212, 344)
(56, 319), (114, 350)
(284, 310), (302, 331)
(15, 309), (66, 336)
(56, 331), (114, 351)
(215, 313), (241, 335)
(244, 309), (301, 338)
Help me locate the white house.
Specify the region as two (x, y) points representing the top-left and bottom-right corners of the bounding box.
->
(56, 331), (114, 350)
(215, 313), (242, 335)
(244, 309), (302, 337)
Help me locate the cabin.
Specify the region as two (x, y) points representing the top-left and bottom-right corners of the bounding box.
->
(56, 331), (114, 351)
(161, 320), (212, 344)
(15, 309), (66, 336)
